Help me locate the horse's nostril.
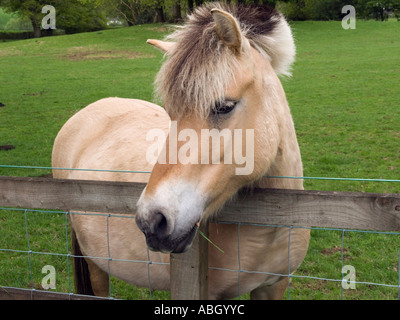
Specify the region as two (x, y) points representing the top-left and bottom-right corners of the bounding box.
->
(151, 212), (169, 238)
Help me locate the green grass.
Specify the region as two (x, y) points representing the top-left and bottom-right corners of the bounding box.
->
(0, 20), (399, 300)
(286, 20), (400, 194)
(0, 25), (173, 177)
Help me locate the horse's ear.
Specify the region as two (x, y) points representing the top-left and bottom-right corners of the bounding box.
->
(146, 39), (175, 54)
(211, 8), (242, 54)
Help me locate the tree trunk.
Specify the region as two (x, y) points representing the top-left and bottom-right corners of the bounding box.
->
(188, 0), (194, 12)
(30, 16), (41, 38)
(154, 6), (165, 23)
(172, 3), (182, 22)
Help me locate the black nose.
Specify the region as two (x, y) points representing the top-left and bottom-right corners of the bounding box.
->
(135, 210), (197, 253)
(149, 212), (169, 239)
(135, 210), (173, 239)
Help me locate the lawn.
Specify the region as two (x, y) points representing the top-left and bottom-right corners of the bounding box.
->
(0, 20), (399, 300)
(287, 20), (400, 194)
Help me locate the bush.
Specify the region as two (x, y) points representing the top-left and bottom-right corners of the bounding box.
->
(360, 1), (400, 20)
(305, 0), (349, 20)
(4, 16), (32, 31)
(0, 31), (34, 40)
(276, 1), (307, 20)
(277, 0), (351, 20)
(277, 0), (400, 21)
(56, 4), (107, 34)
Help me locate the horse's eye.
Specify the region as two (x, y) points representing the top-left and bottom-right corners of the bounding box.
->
(213, 100), (237, 115)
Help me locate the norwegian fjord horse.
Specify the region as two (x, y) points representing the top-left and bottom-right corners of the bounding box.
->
(52, 3), (310, 299)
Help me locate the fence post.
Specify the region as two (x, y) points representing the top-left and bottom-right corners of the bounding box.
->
(170, 222), (209, 300)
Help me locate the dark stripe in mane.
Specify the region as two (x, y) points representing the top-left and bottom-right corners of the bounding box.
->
(227, 4), (281, 39)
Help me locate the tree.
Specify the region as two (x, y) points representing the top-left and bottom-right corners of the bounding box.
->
(79, 0), (162, 24)
(0, 0), (106, 37)
(0, 0), (45, 37)
(361, 0), (400, 20)
(55, 0), (107, 33)
(277, 0), (400, 20)
(171, 1), (182, 22)
(87, 0), (152, 26)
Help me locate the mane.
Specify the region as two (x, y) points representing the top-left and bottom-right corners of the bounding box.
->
(154, 2), (295, 119)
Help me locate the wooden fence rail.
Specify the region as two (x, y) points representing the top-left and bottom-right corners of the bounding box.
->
(1, 176), (400, 300)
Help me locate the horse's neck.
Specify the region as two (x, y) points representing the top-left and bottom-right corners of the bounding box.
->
(255, 112), (303, 190)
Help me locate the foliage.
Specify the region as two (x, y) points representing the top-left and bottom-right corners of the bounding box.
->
(0, 9), (34, 32)
(0, 0), (107, 37)
(0, 7), (14, 29)
(277, 0), (400, 20)
(360, 0), (400, 20)
(54, 0), (107, 34)
(78, 0), (184, 24)
(4, 16), (33, 31)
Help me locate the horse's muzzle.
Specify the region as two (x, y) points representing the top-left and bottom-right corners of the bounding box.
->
(136, 215), (198, 253)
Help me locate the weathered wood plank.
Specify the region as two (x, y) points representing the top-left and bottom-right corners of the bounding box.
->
(213, 188), (400, 231)
(0, 176), (145, 214)
(170, 223), (209, 300)
(1, 176), (400, 231)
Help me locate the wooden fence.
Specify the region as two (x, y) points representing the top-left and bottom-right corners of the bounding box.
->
(1, 175), (400, 300)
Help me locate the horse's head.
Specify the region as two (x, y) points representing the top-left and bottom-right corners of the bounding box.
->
(136, 4), (295, 253)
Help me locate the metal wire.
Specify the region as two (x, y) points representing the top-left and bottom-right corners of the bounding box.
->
(2, 204), (400, 300)
(287, 225), (293, 300)
(64, 211), (73, 299)
(1, 164), (400, 183)
(1, 164), (399, 300)
(0, 207), (169, 300)
(23, 209), (34, 299)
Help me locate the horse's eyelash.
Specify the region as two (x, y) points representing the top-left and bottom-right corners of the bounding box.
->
(213, 100), (238, 115)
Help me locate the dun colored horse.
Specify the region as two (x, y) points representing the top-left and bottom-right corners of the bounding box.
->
(52, 3), (310, 299)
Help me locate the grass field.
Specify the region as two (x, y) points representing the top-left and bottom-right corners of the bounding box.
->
(0, 20), (399, 300)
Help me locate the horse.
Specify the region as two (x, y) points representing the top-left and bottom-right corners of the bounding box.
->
(52, 3), (310, 300)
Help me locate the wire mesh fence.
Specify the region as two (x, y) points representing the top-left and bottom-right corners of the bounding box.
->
(1, 209), (400, 300)
(0, 165), (400, 300)
(0, 207), (170, 300)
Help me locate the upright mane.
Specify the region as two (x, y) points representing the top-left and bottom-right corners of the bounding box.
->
(154, 2), (295, 119)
